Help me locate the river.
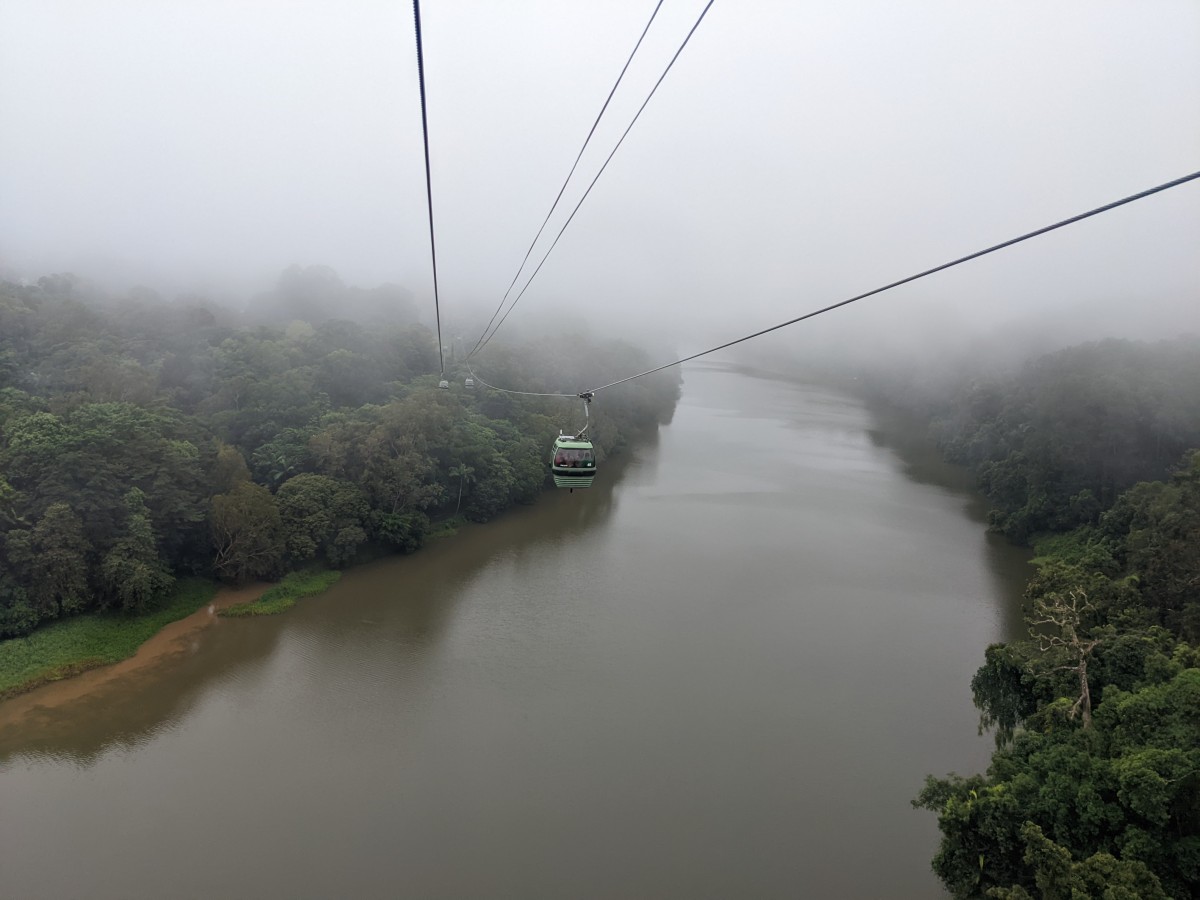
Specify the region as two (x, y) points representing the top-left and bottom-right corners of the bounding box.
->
(0, 364), (1029, 899)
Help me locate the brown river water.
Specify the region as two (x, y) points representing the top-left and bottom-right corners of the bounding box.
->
(0, 364), (1029, 899)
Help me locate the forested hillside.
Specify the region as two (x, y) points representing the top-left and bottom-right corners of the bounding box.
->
(929, 338), (1200, 542)
(882, 339), (1200, 898)
(0, 272), (680, 638)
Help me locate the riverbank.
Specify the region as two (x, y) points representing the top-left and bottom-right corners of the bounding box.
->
(0, 512), (520, 709)
(0, 509), (546, 709)
(0, 579), (266, 703)
(220, 570), (341, 617)
(0, 505), (522, 704)
(0, 366), (1031, 899)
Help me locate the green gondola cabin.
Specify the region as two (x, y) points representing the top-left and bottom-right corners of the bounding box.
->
(550, 436), (596, 490)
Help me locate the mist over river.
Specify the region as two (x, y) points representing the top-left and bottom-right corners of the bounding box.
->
(0, 364), (1029, 898)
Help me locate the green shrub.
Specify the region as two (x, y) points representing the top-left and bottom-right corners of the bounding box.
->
(220, 570), (341, 617)
(0, 578), (215, 700)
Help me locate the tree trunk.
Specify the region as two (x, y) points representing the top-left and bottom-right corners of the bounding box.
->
(1077, 655), (1092, 728)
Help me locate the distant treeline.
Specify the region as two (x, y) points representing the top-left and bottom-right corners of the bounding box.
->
(893, 338), (1200, 542)
(872, 338), (1200, 898)
(0, 271), (680, 638)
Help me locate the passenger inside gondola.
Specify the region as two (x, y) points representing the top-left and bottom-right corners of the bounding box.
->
(553, 447), (595, 468)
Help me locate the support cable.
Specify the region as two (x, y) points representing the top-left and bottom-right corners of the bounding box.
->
(470, 0), (717, 359)
(413, 0), (445, 375)
(464, 359), (578, 398)
(580, 170), (1200, 395)
(470, 0), (666, 359)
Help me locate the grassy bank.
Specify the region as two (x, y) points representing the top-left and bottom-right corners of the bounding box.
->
(220, 570), (341, 617)
(0, 578), (217, 701)
(426, 515), (464, 540)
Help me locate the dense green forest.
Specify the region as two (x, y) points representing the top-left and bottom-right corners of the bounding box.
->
(926, 338), (1200, 542)
(0, 269), (680, 639)
(876, 338), (1200, 898)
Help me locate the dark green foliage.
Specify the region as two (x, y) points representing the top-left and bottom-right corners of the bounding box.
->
(1101, 452), (1200, 641)
(8, 502), (91, 620)
(0, 579), (37, 639)
(922, 339), (1200, 541)
(210, 481), (284, 582)
(212, 442), (251, 493)
(905, 340), (1200, 897)
(0, 270), (679, 649)
(922, 506), (1200, 897)
(971, 643), (1040, 745)
(2, 402), (212, 567)
(275, 474), (369, 566)
(907, 340), (1200, 897)
(986, 824), (1170, 900)
(0, 578), (216, 699)
(919, 668), (1200, 898)
(371, 510), (429, 553)
(99, 488), (174, 613)
(251, 427), (315, 486)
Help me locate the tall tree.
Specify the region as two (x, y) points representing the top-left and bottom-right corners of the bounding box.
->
(9, 502), (91, 620)
(212, 441), (251, 493)
(448, 464), (474, 515)
(275, 473), (369, 567)
(1028, 588), (1101, 727)
(100, 488), (174, 613)
(211, 482), (284, 582)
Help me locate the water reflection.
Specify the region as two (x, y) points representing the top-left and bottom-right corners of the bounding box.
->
(0, 619), (288, 767)
(0, 368), (1031, 900)
(0, 456), (631, 767)
(861, 402), (1031, 639)
(705, 361), (1030, 640)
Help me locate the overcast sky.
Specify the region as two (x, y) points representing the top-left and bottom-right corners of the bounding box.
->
(1, 0), (1197, 361)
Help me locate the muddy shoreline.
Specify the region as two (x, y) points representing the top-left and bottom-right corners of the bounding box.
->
(0, 582), (270, 729)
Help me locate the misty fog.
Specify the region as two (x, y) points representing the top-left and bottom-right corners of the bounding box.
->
(2, 0), (1197, 375)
